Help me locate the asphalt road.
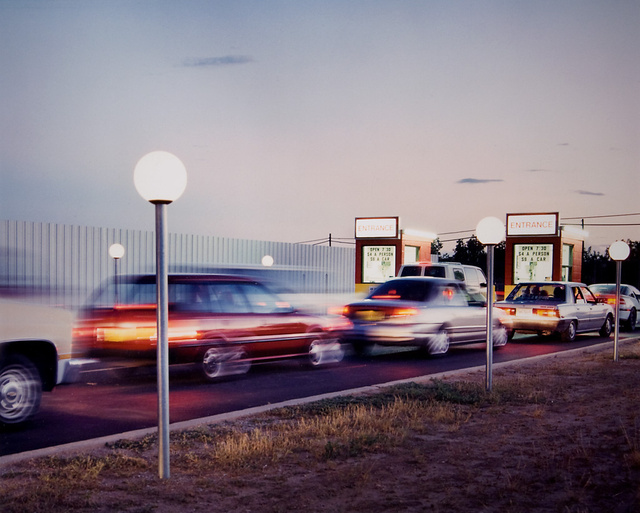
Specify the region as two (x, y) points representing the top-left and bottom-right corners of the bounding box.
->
(0, 333), (633, 458)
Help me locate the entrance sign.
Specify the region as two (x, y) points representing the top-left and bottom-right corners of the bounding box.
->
(513, 244), (553, 282)
(507, 213), (558, 236)
(355, 217), (399, 239)
(362, 245), (396, 283)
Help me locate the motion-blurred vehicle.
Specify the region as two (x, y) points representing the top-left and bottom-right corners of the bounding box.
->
(495, 282), (614, 342)
(0, 300), (74, 425)
(341, 277), (508, 355)
(589, 283), (639, 331)
(73, 274), (347, 380)
(397, 262), (487, 297)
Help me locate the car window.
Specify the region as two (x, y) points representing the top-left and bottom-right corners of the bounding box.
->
(508, 284), (564, 302)
(423, 266), (446, 278)
(581, 287), (597, 304)
(452, 268), (465, 281)
(240, 283), (286, 314)
(573, 287), (585, 304)
(209, 283), (251, 313)
(369, 280), (434, 301)
(399, 265), (423, 277)
(432, 284), (468, 307)
(464, 268), (480, 287)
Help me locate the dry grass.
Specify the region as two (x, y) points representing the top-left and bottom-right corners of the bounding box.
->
(1, 341), (640, 512)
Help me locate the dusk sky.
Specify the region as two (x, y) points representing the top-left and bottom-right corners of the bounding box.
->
(1, 0), (638, 252)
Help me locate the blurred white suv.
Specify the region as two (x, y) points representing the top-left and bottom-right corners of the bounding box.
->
(0, 300), (75, 425)
(397, 262), (487, 297)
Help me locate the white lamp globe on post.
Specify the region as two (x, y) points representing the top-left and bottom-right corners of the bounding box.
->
(608, 240), (630, 362)
(476, 216), (505, 392)
(133, 151), (187, 480)
(108, 243), (125, 305)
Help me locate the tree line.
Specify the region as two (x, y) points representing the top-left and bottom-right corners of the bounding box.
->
(431, 237), (640, 289)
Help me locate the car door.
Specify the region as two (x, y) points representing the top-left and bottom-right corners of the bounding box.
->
(436, 284), (485, 343)
(236, 282), (312, 359)
(571, 286), (595, 330)
(581, 286), (607, 329)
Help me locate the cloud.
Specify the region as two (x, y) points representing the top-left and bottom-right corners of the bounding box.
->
(575, 190), (605, 196)
(457, 178), (504, 184)
(525, 168), (553, 173)
(557, 142), (570, 146)
(183, 55), (254, 67)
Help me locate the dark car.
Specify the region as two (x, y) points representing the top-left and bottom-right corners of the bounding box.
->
(495, 281), (614, 342)
(73, 274), (346, 380)
(341, 277), (508, 356)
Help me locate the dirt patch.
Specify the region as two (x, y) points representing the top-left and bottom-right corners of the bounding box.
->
(2, 341), (640, 512)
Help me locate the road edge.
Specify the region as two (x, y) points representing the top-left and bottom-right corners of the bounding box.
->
(2, 336), (638, 466)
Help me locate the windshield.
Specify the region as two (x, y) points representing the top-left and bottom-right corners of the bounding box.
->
(368, 280), (435, 302)
(590, 284), (615, 294)
(507, 284), (565, 302)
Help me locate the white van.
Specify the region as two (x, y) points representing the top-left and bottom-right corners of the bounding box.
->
(397, 262), (487, 297)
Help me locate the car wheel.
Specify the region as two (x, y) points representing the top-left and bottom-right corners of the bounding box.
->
(492, 324), (508, 348)
(599, 315), (613, 338)
(427, 328), (450, 355)
(202, 346), (225, 380)
(626, 309), (637, 331)
(561, 321), (577, 342)
(0, 356), (42, 425)
(309, 339), (345, 367)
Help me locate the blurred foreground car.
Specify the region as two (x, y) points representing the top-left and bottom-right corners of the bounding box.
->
(1, 300), (74, 425)
(341, 277), (508, 355)
(590, 283), (639, 331)
(73, 274), (346, 380)
(495, 282), (614, 342)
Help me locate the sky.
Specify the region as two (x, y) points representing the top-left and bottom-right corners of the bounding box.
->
(1, 0), (639, 253)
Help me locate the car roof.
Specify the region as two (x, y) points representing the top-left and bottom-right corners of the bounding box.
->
(513, 281), (586, 287)
(386, 276), (461, 286)
(115, 274), (259, 284)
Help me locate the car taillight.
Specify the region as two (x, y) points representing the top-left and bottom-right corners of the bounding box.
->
(497, 307), (516, 316)
(390, 307), (418, 317)
(533, 308), (560, 318)
(96, 326), (157, 342)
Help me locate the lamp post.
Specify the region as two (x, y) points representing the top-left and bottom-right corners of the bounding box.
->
(476, 216), (505, 392)
(108, 243), (125, 305)
(608, 240), (630, 362)
(133, 151), (187, 479)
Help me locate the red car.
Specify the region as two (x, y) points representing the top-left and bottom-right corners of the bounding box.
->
(73, 274), (346, 380)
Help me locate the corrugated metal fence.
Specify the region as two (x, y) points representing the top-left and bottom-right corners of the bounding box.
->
(0, 220), (355, 309)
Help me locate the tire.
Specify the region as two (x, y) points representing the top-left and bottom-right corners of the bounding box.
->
(0, 356), (42, 425)
(200, 345), (250, 381)
(560, 321), (577, 342)
(426, 328), (450, 355)
(492, 324), (509, 348)
(599, 315), (613, 338)
(309, 339), (344, 367)
(626, 309), (637, 331)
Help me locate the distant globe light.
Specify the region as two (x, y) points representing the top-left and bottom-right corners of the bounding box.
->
(608, 240), (630, 261)
(109, 243), (125, 259)
(476, 217), (505, 245)
(262, 255), (274, 267)
(134, 151), (187, 204)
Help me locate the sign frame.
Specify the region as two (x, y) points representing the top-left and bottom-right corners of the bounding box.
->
(355, 217), (399, 239)
(506, 213), (558, 237)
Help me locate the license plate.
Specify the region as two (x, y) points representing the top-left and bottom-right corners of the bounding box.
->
(356, 310), (385, 321)
(516, 309), (533, 317)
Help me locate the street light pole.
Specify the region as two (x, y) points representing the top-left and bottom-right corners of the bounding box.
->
(476, 216), (506, 392)
(109, 243), (125, 305)
(608, 240), (630, 362)
(134, 151), (187, 479)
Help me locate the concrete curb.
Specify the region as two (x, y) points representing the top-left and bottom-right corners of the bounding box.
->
(2, 336), (638, 466)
